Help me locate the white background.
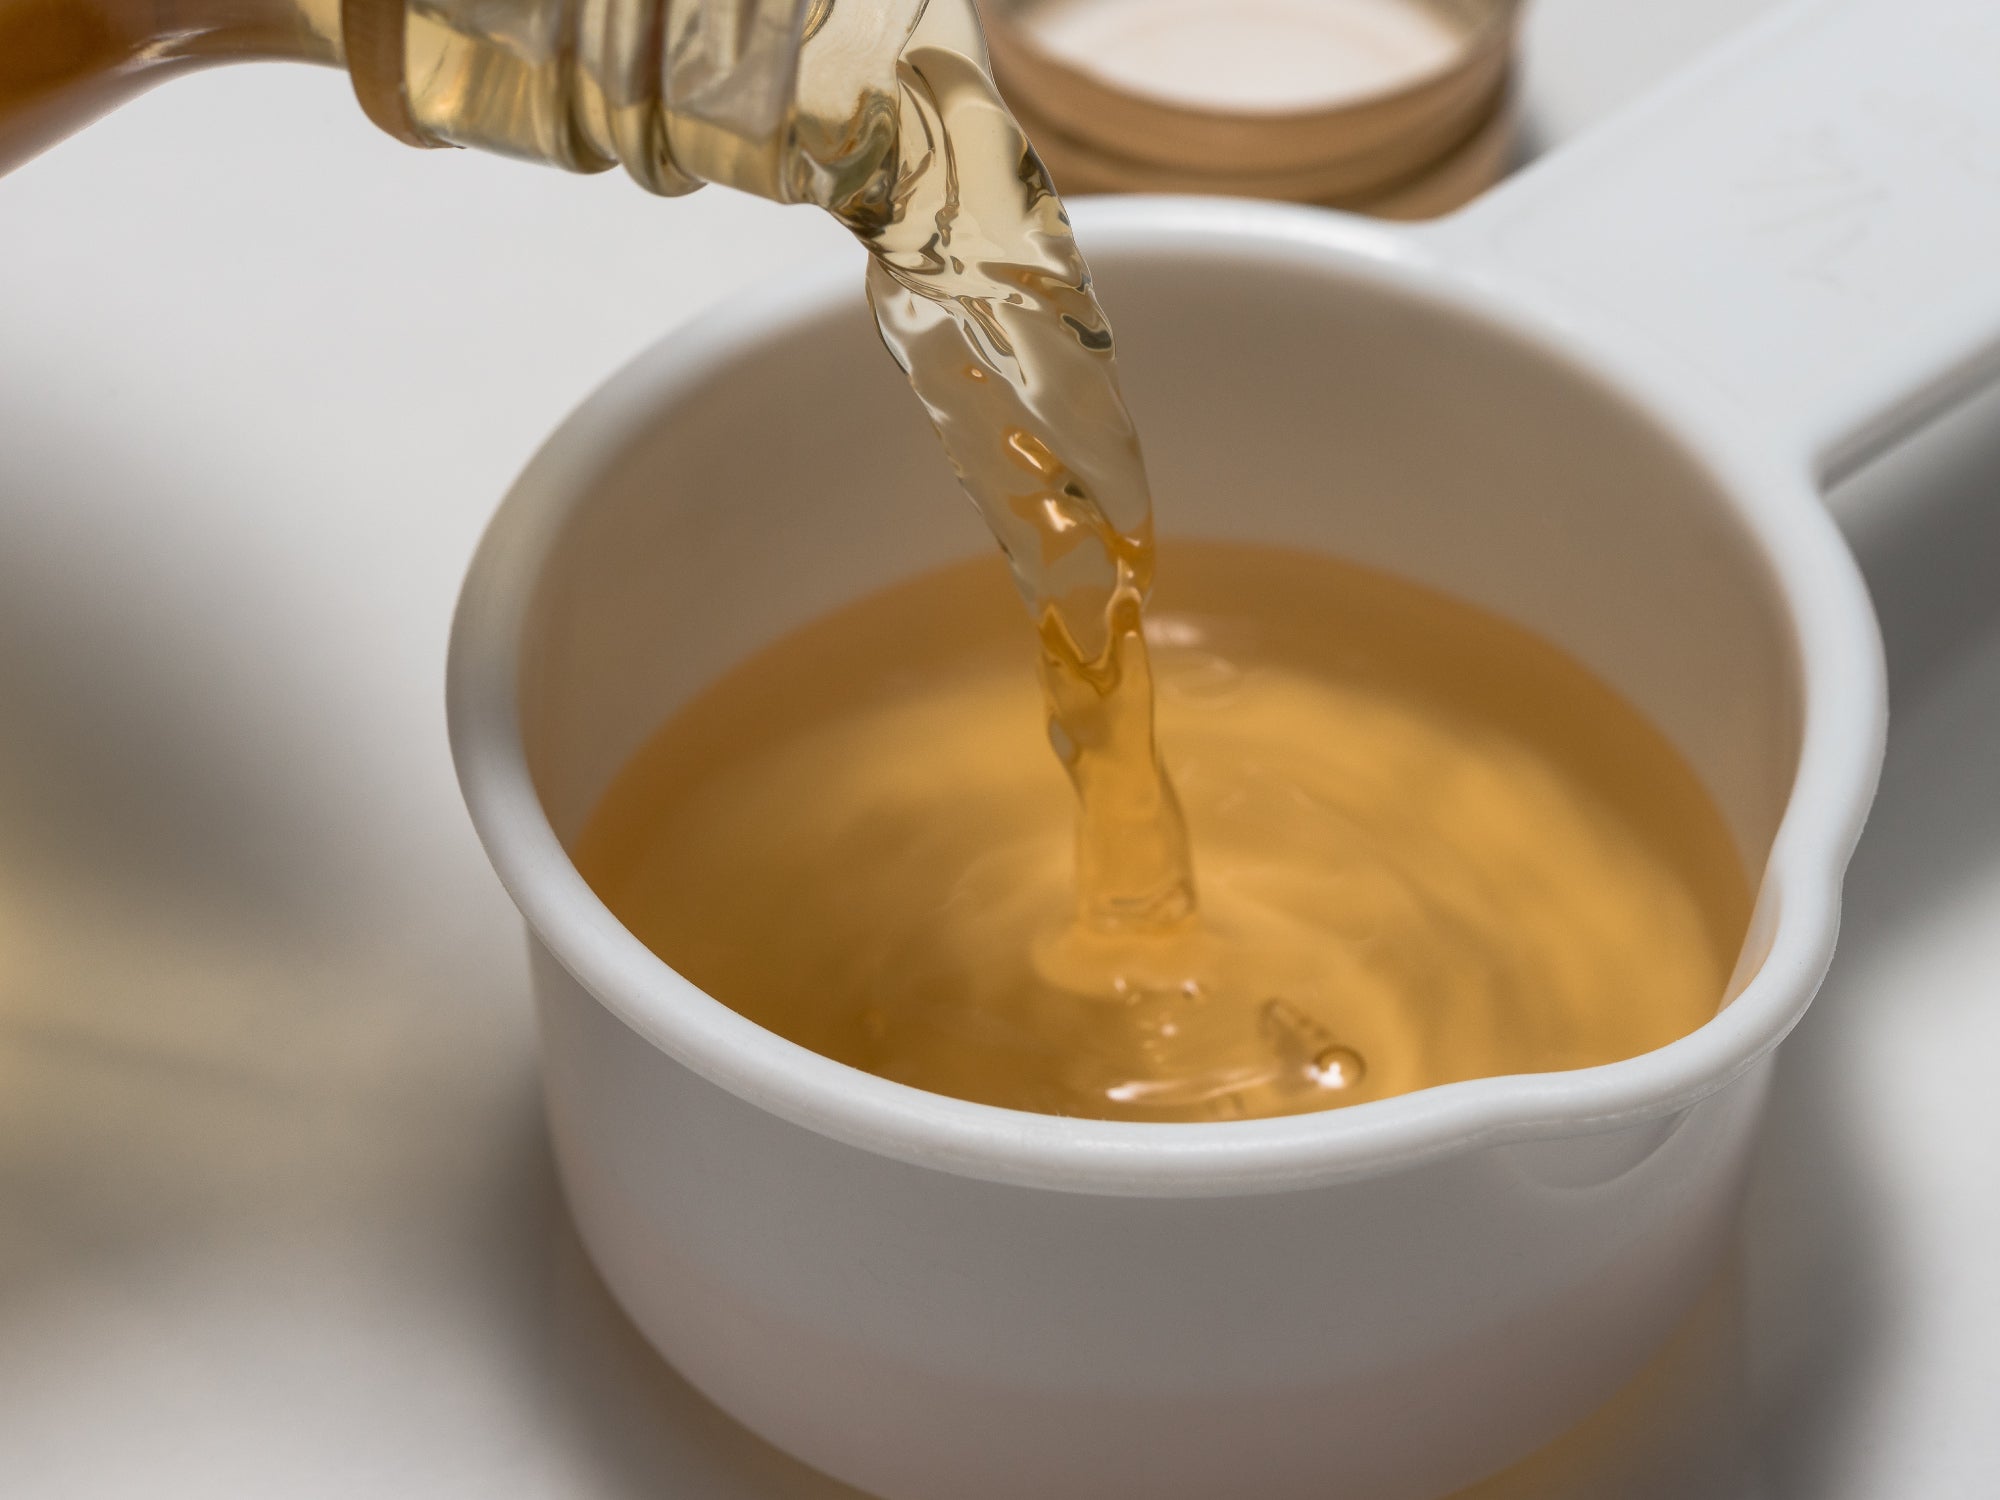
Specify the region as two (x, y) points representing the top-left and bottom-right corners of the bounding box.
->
(2, 1), (1996, 1494)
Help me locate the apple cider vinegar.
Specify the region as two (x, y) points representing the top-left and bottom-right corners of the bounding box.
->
(575, 545), (1750, 1123)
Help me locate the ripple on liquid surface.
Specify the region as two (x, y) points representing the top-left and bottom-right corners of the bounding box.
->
(575, 544), (1751, 1123)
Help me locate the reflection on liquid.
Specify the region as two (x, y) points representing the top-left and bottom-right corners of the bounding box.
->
(577, 545), (1747, 1125)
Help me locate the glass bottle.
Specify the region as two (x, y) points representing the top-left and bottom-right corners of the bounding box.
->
(0, 0), (920, 209)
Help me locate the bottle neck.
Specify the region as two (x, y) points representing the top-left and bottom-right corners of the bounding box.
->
(0, 0), (916, 207)
(363, 0), (922, 204)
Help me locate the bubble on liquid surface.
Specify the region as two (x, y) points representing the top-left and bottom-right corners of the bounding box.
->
(1307, 1044), (1365, 1092)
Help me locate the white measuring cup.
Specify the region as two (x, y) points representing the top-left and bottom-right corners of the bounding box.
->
(446, 1), (2000, 1495)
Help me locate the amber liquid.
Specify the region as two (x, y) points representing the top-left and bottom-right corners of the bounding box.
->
(576, 545), (1751, 1123)
(788, 0), (1197, 934)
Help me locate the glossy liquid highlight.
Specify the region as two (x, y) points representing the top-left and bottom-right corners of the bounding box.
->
(576, 544), (1750, 1122)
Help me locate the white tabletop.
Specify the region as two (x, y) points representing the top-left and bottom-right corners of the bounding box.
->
(3, 2), (1996, 1495)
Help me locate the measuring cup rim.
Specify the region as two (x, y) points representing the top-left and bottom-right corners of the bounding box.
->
(447, 196), (1885, 1197)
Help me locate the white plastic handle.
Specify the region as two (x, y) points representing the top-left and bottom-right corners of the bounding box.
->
(1435, 0), (2000, 483)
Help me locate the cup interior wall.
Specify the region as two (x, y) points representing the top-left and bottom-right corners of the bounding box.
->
(517, 246), (1804, 925)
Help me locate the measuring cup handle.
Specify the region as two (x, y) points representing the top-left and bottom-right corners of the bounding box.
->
(1429, 0), (2000, 485)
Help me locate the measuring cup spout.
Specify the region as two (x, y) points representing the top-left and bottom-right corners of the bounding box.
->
(1430, 0), (2000, 486)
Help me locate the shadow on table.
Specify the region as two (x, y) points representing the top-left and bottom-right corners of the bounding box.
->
(541, 1200), (868, 1500)
(1743, 383), (2000, 1498)
(0, 395), (406, 950)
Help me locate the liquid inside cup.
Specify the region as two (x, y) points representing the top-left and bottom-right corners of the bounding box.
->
(575, 543), (1749, 1122)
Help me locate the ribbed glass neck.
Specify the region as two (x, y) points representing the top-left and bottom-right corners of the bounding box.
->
(386, 0), (922, 204)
